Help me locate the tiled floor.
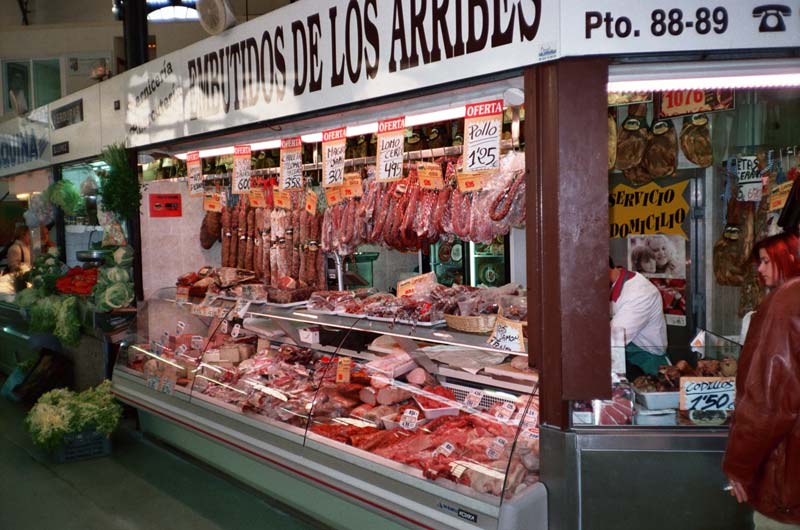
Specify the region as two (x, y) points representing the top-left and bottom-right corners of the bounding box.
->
(0, 395), (324, 530)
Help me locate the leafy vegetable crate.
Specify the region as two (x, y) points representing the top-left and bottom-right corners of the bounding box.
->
(51, 430), (111, 464)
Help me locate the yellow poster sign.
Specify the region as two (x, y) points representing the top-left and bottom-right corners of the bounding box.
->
(609, 181), (689, 239)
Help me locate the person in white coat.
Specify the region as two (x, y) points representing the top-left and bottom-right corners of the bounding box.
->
(610, 257), (668, 377)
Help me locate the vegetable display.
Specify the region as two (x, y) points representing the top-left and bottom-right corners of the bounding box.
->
(55, 267), (98, 295)
(25, 381), (122, 450)
(93, 246), (135, 313)
(99, 143), (142, 222)
(43, 180), (82, 216)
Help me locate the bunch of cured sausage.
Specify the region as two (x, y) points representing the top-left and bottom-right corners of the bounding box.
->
(321, 151), (526, 253)
(220, 192), (325, 290)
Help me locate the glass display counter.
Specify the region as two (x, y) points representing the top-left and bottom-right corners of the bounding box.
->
(112, 288), (546, 530)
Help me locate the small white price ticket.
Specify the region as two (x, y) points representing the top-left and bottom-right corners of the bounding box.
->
(176, 321), (186, 335)
(231, 323), (241, 338)
(464, 389), (484, 410)
(191, 335), (204, 350)
(494, 401), (517, 422)
(400, 409), (420, 430)
(220, 320), (229, 334)
(434, 441), (455, 457)
(486, 437), (508, 460)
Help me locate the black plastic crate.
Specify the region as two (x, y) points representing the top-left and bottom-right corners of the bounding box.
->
(52, 431), (111, 463)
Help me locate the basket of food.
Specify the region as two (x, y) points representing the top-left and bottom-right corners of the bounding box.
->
(444, 313), (497, 334)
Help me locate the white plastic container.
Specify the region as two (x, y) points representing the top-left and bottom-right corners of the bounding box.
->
(634, 389), (680, 410)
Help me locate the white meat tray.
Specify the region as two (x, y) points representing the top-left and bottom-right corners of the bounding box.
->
(634, 389), (680, 410)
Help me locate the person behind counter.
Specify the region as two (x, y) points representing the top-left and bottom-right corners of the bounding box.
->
(7, 225), (31, 273)
(609, 257), (668, 378)
(723, 231), (800, 529)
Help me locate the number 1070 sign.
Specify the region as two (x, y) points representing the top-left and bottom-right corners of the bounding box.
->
(463, 100), (503, 174)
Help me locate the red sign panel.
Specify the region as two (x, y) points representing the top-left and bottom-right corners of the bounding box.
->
(149, 194), (182, 217)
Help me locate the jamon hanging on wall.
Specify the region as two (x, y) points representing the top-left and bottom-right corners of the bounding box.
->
(680, 114), (713, 168)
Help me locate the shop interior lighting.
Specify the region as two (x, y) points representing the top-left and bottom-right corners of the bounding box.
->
(174, 105), (472, 159)
(608, 58), (800, 92)
(15, 193), (30, 200)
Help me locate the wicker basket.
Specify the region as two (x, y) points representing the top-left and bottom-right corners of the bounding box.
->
(444, 313), (497, 334)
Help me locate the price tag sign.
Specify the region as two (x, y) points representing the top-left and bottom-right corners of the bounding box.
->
(399, 409), (419, 430)
(220, 319), (229, 334)
(396, 272), (438, 298)
(494, 401), (517, 422)
(280, 137), (303, 190)
(248, 188), (267, 208)
(161, 331), (170, 345)
(433, 441), (455, 457)
(463, 100), (502, 175)
(658, 89), (734, 119)
(147, 375), (160, 390)
(176, 286), (190, 305)
(417, 162), (444, 190)
(175, 321), (186, 335)
(187, 151), (203, 197)
(486, 436), (508, 460)
(232, 145), (252, 195)
(322, 127), (347, 188)
(376, 117), (405, 182)
(203, 192), (223, 212)
(679, 377), (736, 411)
(235, 300), (251, 319)
(336, 357), (352, 384)
(305, 190), (319, 214)
(487, 315), (526, 353)
(770, 181), (794, 212)
(175, 344), (188, 357)
(456, 170), (485, 193)
(342, 172), (363, 198)
(736, 156), (762, 202)
(324, 186), (344, 206)
(191, 335), (204, 350)
(231, 323), (241, 338)
(273, 188), (292, 210)
(464, 389), (484, 410)
(522, 408), (539, 429)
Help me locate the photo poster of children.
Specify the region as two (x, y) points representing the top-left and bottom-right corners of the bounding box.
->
(628, 234), (687, 326)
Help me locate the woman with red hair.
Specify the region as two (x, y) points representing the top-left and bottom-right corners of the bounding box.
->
(724, 230), (800, 529)
(753, 231), (800, 288)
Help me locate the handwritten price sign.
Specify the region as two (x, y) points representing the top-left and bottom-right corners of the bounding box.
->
(322, 127), (346, 188)
(680, 377), (736, 411)
(280, 137), (303, 190)
(487, 315), (526, 353)
(232, 145), (252, 195)
(187, 151), (203, 197)
(377, 117), (405, 182)
(736, 156), (762, 203)
(463, 100), (502, 174)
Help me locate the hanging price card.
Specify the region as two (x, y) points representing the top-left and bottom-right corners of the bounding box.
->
(203, 192), (223, 212)
(399, 409), (420, 430)
(322, 127), (347, 188)
(770, 181), (793, 212)
(220, 319), (229, 334)
(324, 186), (344, 206)
(434, 442), (456, 457)
(273, 188), (292, 210)
(658, 89), (734, 119)
(280, 136), (303, 190)
(187, 151), (203, 197)
(336, 357), (352, 384)
(175, 321), (186, 335)
(231, 323), (241, 338)
(248, 188), (267, 208)
(232, 145), (252, 195)
(342, 172), (363, 198)
(736, 156), (763, 202)
(679, 377), (736, 411)
(376, 117), (405, 182)
(494, 401), (517, 422)
(463, 100), (502, 175)
(417, 161), (444, 190)
(191, 335), (204, 350)
(397, 272), (437, 298)
(305, 190), (319, 214)
(486, 436), (508, 460)
(487, 315), (526, 353)
(457, 170), (485, 193)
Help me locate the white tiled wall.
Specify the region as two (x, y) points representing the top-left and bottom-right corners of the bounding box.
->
(140, 180), (220, 300)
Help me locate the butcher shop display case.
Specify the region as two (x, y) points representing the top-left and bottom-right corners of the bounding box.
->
(112, 288), (547, 530)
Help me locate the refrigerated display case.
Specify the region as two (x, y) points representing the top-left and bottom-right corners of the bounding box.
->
(112, 288), (546, 530)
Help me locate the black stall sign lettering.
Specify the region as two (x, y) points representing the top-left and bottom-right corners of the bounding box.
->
(679, 377), (736, 411)
(585, 5), (729, 40)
